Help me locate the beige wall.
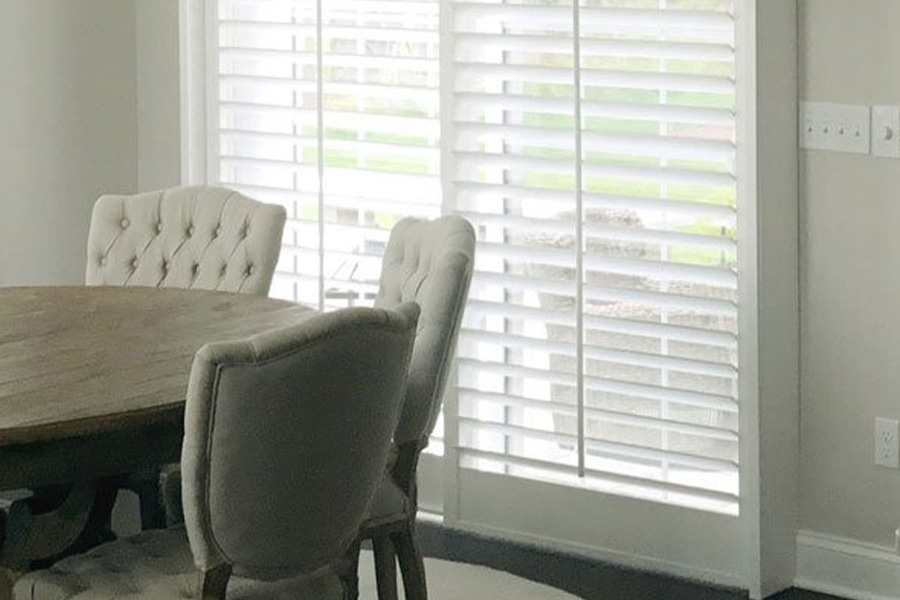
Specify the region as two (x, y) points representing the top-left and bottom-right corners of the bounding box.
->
(0, 0), (138, 285)
(136, 0), (181, 190)
(800, 1), (900, 547)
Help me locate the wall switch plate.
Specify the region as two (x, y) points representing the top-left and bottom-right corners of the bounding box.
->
(871, 105), (900, 158)
(801, 102), (871, 154)
(875, 417), (900, 469)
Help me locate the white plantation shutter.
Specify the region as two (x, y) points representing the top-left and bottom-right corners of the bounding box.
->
(203, 0), (740, 516)
(216, 0), (321, 305)
(319, 0), (441, 309)
(213, 0), (441, 309)
(452, 0), (739, 514)
(452, 0), (581, 502)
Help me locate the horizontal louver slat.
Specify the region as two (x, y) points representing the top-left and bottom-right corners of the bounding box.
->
(463, 300), (736, 348)
(459, 418), (737, 472)
(458, 358), (737, 412)
(458, 448), (739, 506)
(461, 329), (735, 378)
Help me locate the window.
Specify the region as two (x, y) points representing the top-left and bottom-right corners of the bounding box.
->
(187, 0), (745, 574)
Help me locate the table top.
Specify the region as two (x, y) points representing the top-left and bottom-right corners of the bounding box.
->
(0, 286), (315, 447)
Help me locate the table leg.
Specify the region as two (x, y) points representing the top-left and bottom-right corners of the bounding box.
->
(123, 468), (167, 531)
(0, 484), (97, 569)
(0, 483), (103, 598)
(34, 482), (119, 569)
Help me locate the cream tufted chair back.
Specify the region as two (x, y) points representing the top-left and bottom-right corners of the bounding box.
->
(374, 216), (475, 445)
(183, 303), (419, 582)
(85, 186), (286, 296)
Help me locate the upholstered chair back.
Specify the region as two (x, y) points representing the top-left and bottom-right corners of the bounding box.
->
(85, 186), (286, 295)
(181, 303), (419, 581)
(374, 216), (475, 445)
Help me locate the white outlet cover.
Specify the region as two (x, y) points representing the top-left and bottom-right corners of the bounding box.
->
(875, 417), (900, 469)
(872, 105), (900, 158)
(801, 102), (871, 154)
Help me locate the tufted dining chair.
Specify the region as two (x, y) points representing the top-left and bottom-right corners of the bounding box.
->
(85, 186), (286, 296)
(158, 215), (476, 600)
(355, 216), (475, 600)
(83, 185), (287, 531)
(13, 303), (419, 600)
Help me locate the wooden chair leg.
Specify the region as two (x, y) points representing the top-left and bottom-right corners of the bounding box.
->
(199, 563), (232, 600)
(336, 539), (361, 600)
(391, 520), (427, 600)
(373, 534), (398, 600)
(0, 566), (16, 600)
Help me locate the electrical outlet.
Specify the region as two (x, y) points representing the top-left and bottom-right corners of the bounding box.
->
(801, 102), (870, 154)
(875, 417), (900, 469)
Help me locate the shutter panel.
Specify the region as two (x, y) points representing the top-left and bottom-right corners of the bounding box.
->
(452, 0), (582, 498)
(452, 0), (739, 514)
(320, 0), (441, 309)
(214, 0), (440, 309)
(217, 0), (322, 305)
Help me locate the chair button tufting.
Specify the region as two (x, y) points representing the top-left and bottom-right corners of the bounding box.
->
(246, 265), (255, 276)
(156, 222), (163, 234)
(99, 256), (107, 267)
(187, 225), (195, 237)
(220, 264), (227, 277)
(131, 257), (139, 269)
(120, 218), (130, 229)
(213, 226), (221, 238)
(161, 260), (168, 273)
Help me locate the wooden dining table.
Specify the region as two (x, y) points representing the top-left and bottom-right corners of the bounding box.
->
(0, 285), (315, 580)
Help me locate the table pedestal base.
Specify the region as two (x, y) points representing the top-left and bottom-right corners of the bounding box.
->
(0, 484), (116, 599)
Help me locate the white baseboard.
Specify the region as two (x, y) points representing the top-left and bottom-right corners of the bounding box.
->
(795, 530), (900, 600)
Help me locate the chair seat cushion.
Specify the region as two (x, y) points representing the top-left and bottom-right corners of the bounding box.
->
(363, 474), (410, 528)
(13, 527), (342, 600)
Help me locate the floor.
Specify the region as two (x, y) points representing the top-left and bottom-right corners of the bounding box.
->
(357, 550), (580, 600)
(359, 548), (846, 600)
(416, 521), (849, 600)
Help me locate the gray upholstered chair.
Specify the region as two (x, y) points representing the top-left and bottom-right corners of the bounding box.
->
(86, 185), (287, 530)
(13, 303), (419, 600)
(357, 216), (476, 600)
(85, 186), (286, 296)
